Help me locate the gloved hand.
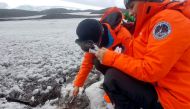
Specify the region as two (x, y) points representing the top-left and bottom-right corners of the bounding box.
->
(75, 39), (98, 53)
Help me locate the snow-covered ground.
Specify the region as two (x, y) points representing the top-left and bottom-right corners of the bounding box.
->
(0, 19), (106, 109)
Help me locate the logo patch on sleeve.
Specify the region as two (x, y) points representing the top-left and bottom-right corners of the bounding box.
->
(153, 22), (171, 40)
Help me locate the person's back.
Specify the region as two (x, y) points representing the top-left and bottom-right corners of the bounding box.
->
(125, 7), (190, 108)
(149, 9), (190, 109)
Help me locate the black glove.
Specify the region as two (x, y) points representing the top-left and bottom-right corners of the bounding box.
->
(75, 39), (96, 52)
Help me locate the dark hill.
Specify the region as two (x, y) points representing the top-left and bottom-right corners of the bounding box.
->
(40, 8), (79, 14)
(0, 9), (40, 18)
(91, 8), (127, 14)
(40, 13), (101, 19)
(0, 8), (96, 18)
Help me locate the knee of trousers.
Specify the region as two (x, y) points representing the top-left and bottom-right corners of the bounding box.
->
(103, 68), (120, 90)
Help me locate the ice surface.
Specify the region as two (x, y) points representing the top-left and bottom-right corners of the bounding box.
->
(0, 18), (103, 109)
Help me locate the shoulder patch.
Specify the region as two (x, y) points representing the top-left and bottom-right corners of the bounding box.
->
(153, 21), (171, 40)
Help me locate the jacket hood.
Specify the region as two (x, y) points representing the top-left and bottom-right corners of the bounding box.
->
(133, 0), (189, 37)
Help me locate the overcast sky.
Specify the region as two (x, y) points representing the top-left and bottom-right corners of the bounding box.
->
(0, 0), (125, 10)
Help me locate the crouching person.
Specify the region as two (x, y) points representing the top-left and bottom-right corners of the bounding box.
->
(95, 0), (190, 109)
(72, 17), (131, 105)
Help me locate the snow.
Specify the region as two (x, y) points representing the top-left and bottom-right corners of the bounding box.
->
(85, 80), (107, 109)
(0, 18), (106, 109)
(8, 85), (24, 94)
(85, 78), (115, 109)
(0, 98), (28, 109)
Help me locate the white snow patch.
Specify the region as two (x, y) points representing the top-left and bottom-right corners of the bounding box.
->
(85, 80), (107, 109)
(34, 100), (57, 109)
(32, 89), (40, 95)
(0, 99), (27, 109)
(9, 85), (23, 93)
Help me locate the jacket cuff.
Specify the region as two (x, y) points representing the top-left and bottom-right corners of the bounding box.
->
(102, 49), (118, 66)
(73, 81), (83, 87)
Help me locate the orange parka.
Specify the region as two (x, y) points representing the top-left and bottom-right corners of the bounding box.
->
(102, 8), (190, 109)
(74, 23), (131, 87)
(74, 7), (132, 87)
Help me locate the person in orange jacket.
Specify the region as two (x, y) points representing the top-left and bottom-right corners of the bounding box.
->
(95, 0), (190, 109)
(72, 7), (132, 99)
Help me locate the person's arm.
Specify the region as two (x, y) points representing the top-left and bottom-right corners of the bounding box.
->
(116, 26), (132, 42)
(73, 52), (94, 96)
(74, 52), (95, 87)
(101, 14), (190, 82)
(117, 26), (133, 55)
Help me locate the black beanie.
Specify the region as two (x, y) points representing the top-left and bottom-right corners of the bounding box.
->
(76, 19), (103, 43)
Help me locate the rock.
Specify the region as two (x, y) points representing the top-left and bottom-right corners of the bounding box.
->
(0, 93), (6, 98)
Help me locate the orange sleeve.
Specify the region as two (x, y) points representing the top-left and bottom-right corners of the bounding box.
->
(115, 26), (133, 55)
(117, 26), (132, 42)
(102, 11), (190, 82)
(74, 52), (95, 87)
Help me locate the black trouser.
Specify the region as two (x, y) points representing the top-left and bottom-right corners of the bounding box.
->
(102, 68), (163, 109)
